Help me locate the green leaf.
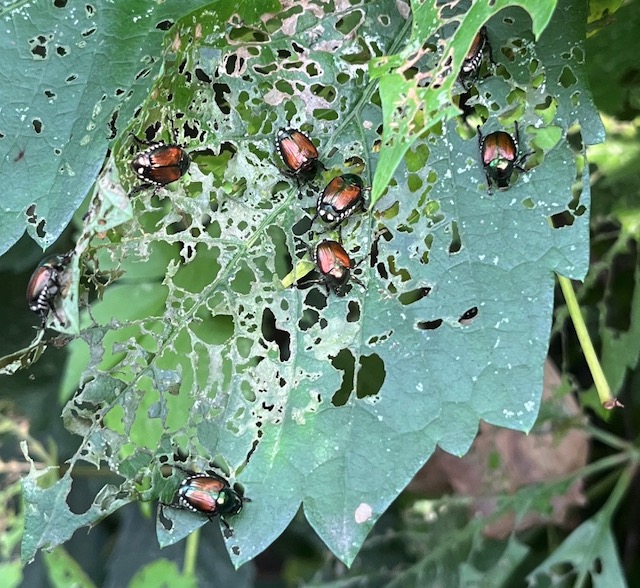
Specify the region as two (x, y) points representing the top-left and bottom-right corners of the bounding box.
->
(129, 560), (195, 588)
(585, 0), (640, 118)
(20, 0), (602, 567)
(368, 0), (560, 206)
(43, 547), (97, 588)
(0, 563), (22, 588)
(0, 0), (251, 256)
(21, 468), (131, 563)
(527, 510), (625, 587)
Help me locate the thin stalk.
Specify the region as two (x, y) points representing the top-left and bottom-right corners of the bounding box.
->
(183, 527), (200, 577)
(558, 274), (620, 409)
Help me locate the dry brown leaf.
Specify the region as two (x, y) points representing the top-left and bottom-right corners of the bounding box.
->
(408, 359), (588, 537)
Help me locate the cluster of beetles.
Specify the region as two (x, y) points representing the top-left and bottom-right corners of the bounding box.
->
(25, 24), (534, 531)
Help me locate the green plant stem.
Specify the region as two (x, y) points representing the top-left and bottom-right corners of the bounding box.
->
(586, 424), (633, 452)
(558, 274), (614, 407)
(183, 527), (200, 577)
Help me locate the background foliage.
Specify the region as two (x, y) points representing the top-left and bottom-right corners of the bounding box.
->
(1, 0), (639, 586)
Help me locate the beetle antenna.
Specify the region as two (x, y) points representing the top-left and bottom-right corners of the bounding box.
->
(129, 132), (154, 147)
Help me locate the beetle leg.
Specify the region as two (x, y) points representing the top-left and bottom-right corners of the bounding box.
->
(515, 150), (534, 172)
(220, 517), (235, 538)
(476, 125), (484, 150)
(218, 516), (232, 532)
(293, 236), (313, 259)
(350, 275), (366, 290)
(299, 277), (327, 288)
(127, 183), (152, 198)
(38, 308), (48, 328)
(485, 170), (494, 195)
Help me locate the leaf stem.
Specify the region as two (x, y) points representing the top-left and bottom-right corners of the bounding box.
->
(183, 527), (200, 577)
(558, 274), (617, 408)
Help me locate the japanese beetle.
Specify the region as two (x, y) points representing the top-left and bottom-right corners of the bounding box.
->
(129, 133), (190, 196)
(26, 252), (73, 327)
(164, 469), (246, 532)
(312, 239), (364, 295)
(461, 26), (488, 78)
(477, 122), (531, 192)
(312, 174), (366, 229)
(276, 128), (319, 181)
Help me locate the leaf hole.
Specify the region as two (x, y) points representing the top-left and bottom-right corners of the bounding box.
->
(356, 354), (385, 399)
(417, 319), (443, 331)
(29, 37), (47, 59)
(292, 215), (313, 237)
(266, 226), (292, 281)
(448, 221), (461, 254)
(255, 63), (278, 76)
(330, 349), (355, 407)
(399, 287), (431, 306)
(261, 308), (291, 362)
(306, 63), (320, 77)
(310, 83), (336, 102)
(549, 211), (575, 228)
(298, 308), (319, 331)
(36, 219), (46, 238)
(303, 287), (328, 311)
(156, 20), (174, 31)
(135, 67), (153, 80)
(347, 301), (361, 323)
(335, 10), (364, 35)
(229, 27), (268, 43)
(212, 82), (231, 114)
(195, 67), (212, 84)
(559, 66), (577, 89)
(459, 306), (478, 324)
(66, 477), (97, 515)
(40, 88), (55, 102)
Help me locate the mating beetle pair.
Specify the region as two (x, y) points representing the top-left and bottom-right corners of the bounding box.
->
(161, 466), (247, 533)
(276, 128), (367, 229)
(27, 251), (73, 327)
